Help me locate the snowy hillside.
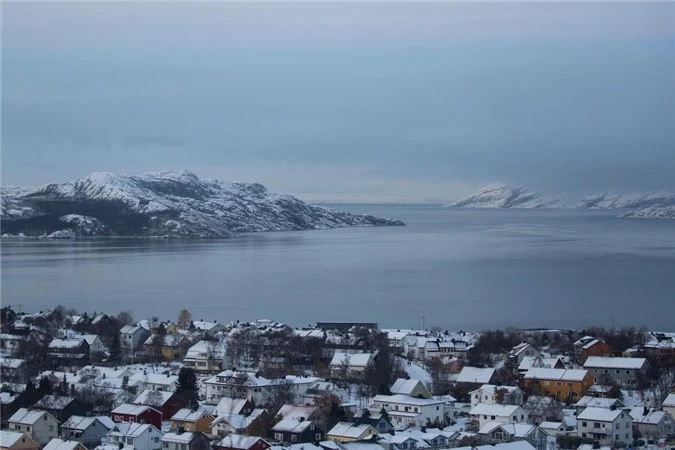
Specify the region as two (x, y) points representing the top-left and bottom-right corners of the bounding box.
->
(0, 170), (405, 238)
(446, 184), (566, 209)
(578, 192), (675, 210)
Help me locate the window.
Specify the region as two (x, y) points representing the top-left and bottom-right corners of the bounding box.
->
(154, 437), (160, 443)
(180, 444), (187, 450)
(49, 425), (54, 432)
(291, 435), (298, 443)
(625, 370), (630, 374)
(163, 443), (169, 449)
(310, 425), (314, 430)
(315, 434), (322, 441)
(491, 416), (495, 420)
(127, 438), (133, 445)
(615, 435), (619, 440)
(512, 416), (517, 421)
(566, 382), (572, 387)
(556, 381), (561, 386)
(594, 423), (600, 429)
(274, 433), (283, 441)
(616, 370), (620, 374)
(403, 444), (408, 449)
(582, 433), (587, 438)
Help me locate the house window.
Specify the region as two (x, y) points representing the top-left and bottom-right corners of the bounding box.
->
(163, 443), (169, 449)
(566, 382), (572, 387)
(291, 435), (298, 443)
(594, 423), (600, 429)
(154, 438), (160, 443)
(615, 435), (619, 440)
(615, 370), (620, 374)
(582, 433), (587, 438)
(556, 382), (561, 386)
(274, 433), (283, 441)
(316, 434), (322, 441)
(180, 444), (186, 450)
(582, 422), (587, 427)
(491, 416), (496, 420)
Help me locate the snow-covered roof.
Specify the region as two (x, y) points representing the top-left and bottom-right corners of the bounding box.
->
(130, 372), (178, 386)
(523, 368), (588, 382)
(61, 416), (110, 431)
(133, 389), (174, 406)
(329, 352), (375, 367)
(171, 408), (212, 422)
(470, 404), (523, 417)
(9, 408), (51, 425)
(576, 407), (627, 422)
(373, 394), (443, 406)
(538, 421), (563, 430)
(575, 396), (623, 409)
(629, 407), (668, 425)
(34, 395), (75, 410)
(192, 320), (222, 331)
(277, 404), (318, 421)
(1, 431), (33, 448)
(456, 367), (495, 384)
(327, 422), (376, 438)
(390, 379), (425, 396)
(583, 357), (647, 370)
(110, 422), (156, 438)
(663, 393), (675, 407)
(48, 338), (85, 349)
(0, 358), (25, 369)
(112, 403), (157, 416)
(43, 439), (83, 450)
(216, 434), (267, 450)
(518, 357), (562, 371)
(271, 419), (314, 433)
(455, 442), (536, 450)
(469, 384), (521, 395)
(478, 422), (535, 438)
(120, 325), (142, 334)
(184, 340), (226, 360)
(215, 397), (250, 416)
(161, 432), (200, 444)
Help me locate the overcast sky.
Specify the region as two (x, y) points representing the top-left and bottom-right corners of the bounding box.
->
(2, 2), (674, 202)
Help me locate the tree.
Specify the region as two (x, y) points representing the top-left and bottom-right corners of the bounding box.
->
(175, 367), (199, 408)
(177, 309), (192, 329)
(38, 376), (53, 395)
(313, 393), (345, 430)
(145, 390), (165, 408)
(121, 375), (130, 391)
(117, 311), (134, 327)
(109, 329), (122, 365)
(262, 379), (295, 414)
(427, 357), (451, 395)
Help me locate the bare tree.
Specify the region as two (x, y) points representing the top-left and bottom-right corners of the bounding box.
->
(262, 379), (295, 414)
(177, 309), (192, 329)
(145, 389), (165, 408)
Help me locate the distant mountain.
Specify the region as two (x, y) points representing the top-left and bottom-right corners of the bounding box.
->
(0, 170), (405, 238)
(446, 184), (567, 209)
(577, 192), (675, 210)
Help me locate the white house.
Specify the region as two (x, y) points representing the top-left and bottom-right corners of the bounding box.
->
(103, 423), (162, 450)
(469, 404), (529, 428)
(8, 408), (60, 446)
(576, 407), (633, 446)
(469, 385), (525, 408)
(183, 341), (226, 373)
(203, 370), (315, 404)
(371, 394), (446, 428)
(120, 326), (149, 350)
(191, 321), (226, 334)
(129, 372), (178, 392)
(509, 343), (542, 366)
(629, 407), (674, 439)
(663, 393), (675, 420)
(456, 367), (497, 386)
(390, 379), (432, 399)
(329, 352), (377, 378)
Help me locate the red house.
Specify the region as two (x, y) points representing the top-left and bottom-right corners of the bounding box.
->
(133, 390), (187, 420)
(111, 403), (162, 429)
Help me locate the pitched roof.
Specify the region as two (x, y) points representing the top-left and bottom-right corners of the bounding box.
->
(0, 431), (34, 448)
(575, 396), (623, 409)
(110, 422), (156, 438)
(8, 408), (51, 425)
(629, 407), (669, 425)
(48, 339), (85, 349)
(277, 404), (317, 421)
(470, 404), (524, 417)
(61, 416), (103, 431)
(215, 397), (250, 416)
(469, 384), (521, 395)
(518, 357), (562, 371)
(42, 439), (82, 450)
(576, 407), (626, 422)
(373, 394), (443, 406)
(216, 434), (267, 450)
(34, 395), (75, 410)
(523, 368), (589, 382)
(112, 403), (158, 415)
(456, 367), (495, 384)
(271, 419), (315, 433)
(327, 422), (377, 438)
(390, 379), (427, 396)
(663, 393), (675, 407)
(583, 357), (647, 370)
(171, 408), (212, 422)
(161, 432), (201, 444)
(133, 389), (175, 407)
(329, 352), (375, 367)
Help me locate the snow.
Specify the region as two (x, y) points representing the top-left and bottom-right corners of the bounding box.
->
(576, 407), (625, 422)
(447, 185), (567, 209)
(1, 170), (404, 238)
(583, 356), (647, 370)
(9, 408), (50, 425)
(400, 359), (432, 384)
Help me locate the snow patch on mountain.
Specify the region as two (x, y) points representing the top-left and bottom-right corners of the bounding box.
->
(0, 170), (404, 238)
(446, 184), (566, 209)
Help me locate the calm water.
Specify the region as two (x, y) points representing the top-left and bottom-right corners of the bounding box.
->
(2, 205), (674, 331)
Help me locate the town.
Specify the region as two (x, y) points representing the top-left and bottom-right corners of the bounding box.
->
(1, 306), (673, 450)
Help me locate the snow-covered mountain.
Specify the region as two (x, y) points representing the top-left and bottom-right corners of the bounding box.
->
(0, 170), (405, 238)
(446, 184), (567, 209)
(578, 192), (675, 219)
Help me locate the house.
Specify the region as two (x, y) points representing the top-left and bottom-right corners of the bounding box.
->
(170, 409), (214, 433)
(203, 371), (313, 404)
(376, 434), (420, 450)
(576, 407), (633, 446)
(390, 379), (432, 399)
(111, 404), (162, 429)
(8, 408), (60, 446)
(0, 431), (40, 450)
(583, 356), (650, 388)
(326, 422), (379, 442)
(538, 422), (570, 438)
(278, 404), (324, 422)
(120, 326), (149, 350)
(59, 416), (113, 448)
(352, 409), (395, 434)
(371, 394), (446, 428)
(47, 339), (90, 368)
(574, 396), (624, 413)
(456, 367), (498, 389)
(214, 434), (270, 450)
(425, 340), (472, 360)
(576, 339), (613, 364)
(208, 409), (268, 438)
(183, 340), (226, 373)
(397, 428), (451, 450)
(42, 438), (87, 450)
(102, 422), (162, 450)
(0, 359), (27, 384)
(469, 385), (525, 408)
(161, 432), (211, 450)
(469, 404), (529, 428)
(271, 420), (325, 444)
(302, 381), (350, 404)
(129, 372), (178, 392)
(477, 422), (548, 450)
(663, 393), (675, 419)
(1, 393), (20, 428)
(0, 334), (26, 357)
(642, 334), (675, 368)
(143, 334), (187, 360)
(329, 352), (377, 379)
(517, 358), (565, 377)
(78, 334), (107, 354)
(133, 389), (187, 419)
(508, 343), (542, 368)
(33, 396), (86, 423)
(629, 407), (674, 439)
(585, 385), (622, 399)
(521, 368), (593, 401)
(521, 396), (562, 424)
(191, 321), (226, 334)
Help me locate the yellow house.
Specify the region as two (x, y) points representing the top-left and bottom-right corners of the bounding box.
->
(522, 368), (594, 401)
(0, 432), (39, 450)
(326, 423), (378, 442)
(170, 409), (214, 433)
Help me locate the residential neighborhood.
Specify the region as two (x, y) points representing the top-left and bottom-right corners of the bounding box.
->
(1, 306), (674, 450)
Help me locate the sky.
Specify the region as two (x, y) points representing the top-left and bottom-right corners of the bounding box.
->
(2, 2), (674, 202)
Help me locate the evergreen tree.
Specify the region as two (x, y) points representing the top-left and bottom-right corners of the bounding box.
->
(110, 329), (122, 364)
(38, 376), (53, 395)
(175, 367), (199, 408)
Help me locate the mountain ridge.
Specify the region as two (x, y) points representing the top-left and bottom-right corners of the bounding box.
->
(0, 170), (405, 238)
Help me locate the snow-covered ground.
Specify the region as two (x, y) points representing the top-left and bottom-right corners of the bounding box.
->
(399, 357), (432, 384)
